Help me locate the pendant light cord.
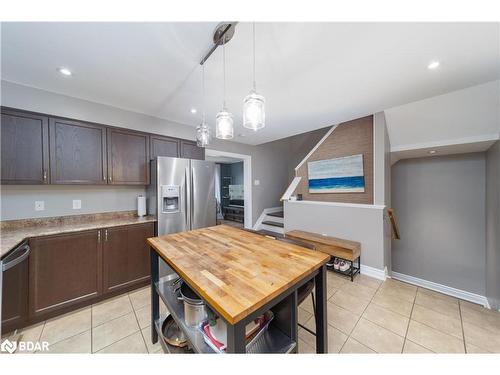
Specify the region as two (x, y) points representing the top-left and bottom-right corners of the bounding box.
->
(202, 64), (206, 122)
(223, 37), (226, 109)
(253, 22), (256, 91)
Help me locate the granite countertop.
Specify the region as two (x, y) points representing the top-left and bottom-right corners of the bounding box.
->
(0, 211), (156, 259)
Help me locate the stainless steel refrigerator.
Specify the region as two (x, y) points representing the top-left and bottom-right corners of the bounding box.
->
(147, 156), (216, 276)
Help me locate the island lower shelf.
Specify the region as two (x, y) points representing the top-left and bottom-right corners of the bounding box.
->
(154, 275), (296, 354)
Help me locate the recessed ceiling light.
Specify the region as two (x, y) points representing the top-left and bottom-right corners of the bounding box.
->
(427, 61), (440, 70)
(58, 67), (72, 76)
(428, 150), (437, 155)
(190, 108), (197, 114)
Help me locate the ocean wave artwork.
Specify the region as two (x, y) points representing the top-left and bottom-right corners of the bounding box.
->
(308, 154), (365, 193)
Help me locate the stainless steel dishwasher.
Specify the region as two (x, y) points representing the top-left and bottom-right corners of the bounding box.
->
(1, 241), (30, 338)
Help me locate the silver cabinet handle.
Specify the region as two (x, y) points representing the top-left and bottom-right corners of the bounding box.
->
(108, 176), (112, 183)
(2, 244), (30, 271)
(103, 171), (106, 181)
(105, 229), (108, 242)
(98, 230), (101, 243)
(43, 170), (47, 183)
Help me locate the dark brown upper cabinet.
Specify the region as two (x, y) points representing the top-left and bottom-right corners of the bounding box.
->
(49, 118), (107, 184)
(150, 134), (180, 159)
(1, 109), (49, 184)
(29, 230), (102, 320)
(180, 140), (205, 160)
(107, 128), (150, 185)
(102, 223), (154, 295)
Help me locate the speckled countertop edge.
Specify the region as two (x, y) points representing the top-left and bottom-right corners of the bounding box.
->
(1, 211), (156, 259)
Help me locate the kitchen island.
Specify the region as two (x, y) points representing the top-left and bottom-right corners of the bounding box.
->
(147, 225), (330, 354)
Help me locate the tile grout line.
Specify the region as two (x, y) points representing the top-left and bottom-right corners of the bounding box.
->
(337, 277), (384, 353)
(129, 292), (150, 353)
(458, 300), (467, 353)
(401, 288), (417, 353)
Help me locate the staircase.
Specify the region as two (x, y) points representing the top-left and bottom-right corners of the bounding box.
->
(255, 208), (284, 236)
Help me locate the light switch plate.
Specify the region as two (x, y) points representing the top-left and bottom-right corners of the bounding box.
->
(35, 201), (45, 211)
(72, 200), (82, 209)
(254, 179), (260, 186)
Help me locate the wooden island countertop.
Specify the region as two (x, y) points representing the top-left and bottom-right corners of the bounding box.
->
(147, 225), (330, 325)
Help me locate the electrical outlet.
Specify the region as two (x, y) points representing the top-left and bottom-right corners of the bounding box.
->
(35, 201), (45, 211)
(72, 200), (82, 209)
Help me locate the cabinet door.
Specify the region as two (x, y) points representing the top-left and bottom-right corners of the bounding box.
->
(180, 140), (205, 160)
(102, 223), (154, 294)
(29, 230), (102, 319)
(1, 109), (49, 184)
(107, 128), (150, 184)
(150, 135), (180, 159)
(1, 244), (29, 333)
(49, 118), (107, 184)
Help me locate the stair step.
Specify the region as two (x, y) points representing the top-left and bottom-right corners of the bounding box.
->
(262, 221), (284, 228)
(267, 211), (284, 218)
(257, 230), (284, 238)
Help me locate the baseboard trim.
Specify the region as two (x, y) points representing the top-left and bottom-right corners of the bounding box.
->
(360, 265), (387, 281)
(391, 272), (490, 308)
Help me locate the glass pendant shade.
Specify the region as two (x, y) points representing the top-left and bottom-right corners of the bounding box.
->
(215, 110), (234, 139)
(243, 90), (265, 131)
(196, 122), (210, 147)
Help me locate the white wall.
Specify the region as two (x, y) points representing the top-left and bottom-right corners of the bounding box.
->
(284, 200), (386, 272)
(385, 80), (500, 152)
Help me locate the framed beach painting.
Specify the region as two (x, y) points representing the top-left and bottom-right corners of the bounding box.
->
(307, 154), (365, 193)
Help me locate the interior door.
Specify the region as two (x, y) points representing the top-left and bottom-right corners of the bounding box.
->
(191, 160), (217, 230)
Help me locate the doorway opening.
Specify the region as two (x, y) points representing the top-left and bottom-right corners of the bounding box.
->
(205, 149), (252, 229)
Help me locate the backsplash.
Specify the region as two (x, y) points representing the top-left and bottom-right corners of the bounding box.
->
(0, 185), (146, 221)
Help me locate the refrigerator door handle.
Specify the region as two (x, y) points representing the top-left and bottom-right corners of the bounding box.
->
(190, 166), (195, 228)
(185, 166), (191, 230)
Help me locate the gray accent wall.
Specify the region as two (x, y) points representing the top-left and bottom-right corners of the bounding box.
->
(486, 141), (500, 309)
(392, 153), (486, 295)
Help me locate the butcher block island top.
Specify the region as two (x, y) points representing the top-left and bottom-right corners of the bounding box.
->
(147, 225), (330, 325)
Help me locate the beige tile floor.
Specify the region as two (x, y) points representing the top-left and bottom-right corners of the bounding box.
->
(3, 272), (500, 354)
(2, 286), (166, 354)
(298, 272), (500, 354)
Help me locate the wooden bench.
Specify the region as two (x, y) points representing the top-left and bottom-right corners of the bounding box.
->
(285, 230), (361, 281)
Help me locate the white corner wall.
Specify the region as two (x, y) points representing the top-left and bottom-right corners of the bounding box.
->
(284, 200), (386, 274)
(385, 80), (500, 152)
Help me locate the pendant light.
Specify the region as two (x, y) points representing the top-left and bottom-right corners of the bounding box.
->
(243, 22), (265, 131)
(196, 64), (210, 147)
(215, 37), (234, 139)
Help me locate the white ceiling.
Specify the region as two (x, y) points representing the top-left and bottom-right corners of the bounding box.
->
(1, 22), (499, 145)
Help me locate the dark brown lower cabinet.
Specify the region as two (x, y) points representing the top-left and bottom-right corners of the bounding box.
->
(29, 230), (102, 320)
(102, 223), (154, 294)
(1, 242), (29, 333)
